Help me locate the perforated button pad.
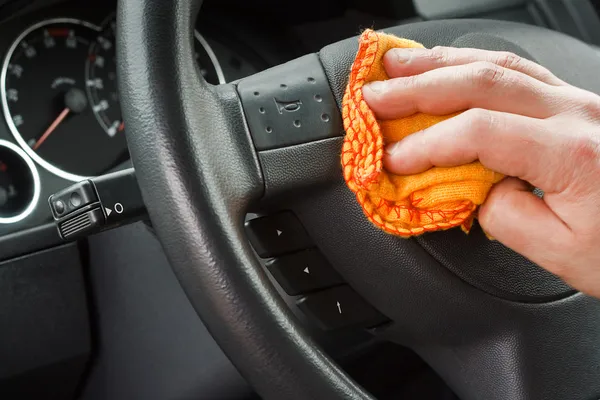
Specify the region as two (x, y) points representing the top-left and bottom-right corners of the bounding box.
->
(237, 54), (343, 150)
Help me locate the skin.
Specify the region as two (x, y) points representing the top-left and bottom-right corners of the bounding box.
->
(362, 46), (600, 298)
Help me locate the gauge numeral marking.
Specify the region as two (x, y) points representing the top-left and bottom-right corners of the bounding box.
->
(87, 78), (104, 89)
(7, 184), (17, 197)
(12, 115), (23, 127)
(6, 89), (18, 102)
(93, 100), (109, 113)
(97, 36), (112, 51)
(66, 30), (77, 48)
(25, 47), (36, 58)
(8, 64), (23, 78)
(43, 30), (56, 48)
(51, 77), (76, 89)
(21, 42), (36, 58)
(107, 120), (121, 137)
(95, 55), (105, 68)
(44, 36), (56, 48)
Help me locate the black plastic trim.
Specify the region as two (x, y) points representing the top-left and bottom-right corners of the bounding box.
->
(0, 222), (62, 262)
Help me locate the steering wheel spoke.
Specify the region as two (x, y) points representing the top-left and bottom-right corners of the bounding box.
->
(236, 54), (345, 199)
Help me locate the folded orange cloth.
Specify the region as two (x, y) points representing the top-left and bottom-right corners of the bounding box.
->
(341, 30), (504, 237)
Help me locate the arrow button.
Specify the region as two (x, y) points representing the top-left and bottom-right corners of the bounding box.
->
(105, 207), (112, 216)
(244, 212), (312, 258)
(265, 249), (344, 295)
(297, 286), (388, 330)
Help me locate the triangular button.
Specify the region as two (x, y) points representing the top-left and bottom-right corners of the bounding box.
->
(276, 229), (282, 236)
(303, 267), (309, 274)
(105, 207), (112, 216)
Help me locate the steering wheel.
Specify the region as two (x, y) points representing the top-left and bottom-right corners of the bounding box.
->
(116, 1), (600, 399)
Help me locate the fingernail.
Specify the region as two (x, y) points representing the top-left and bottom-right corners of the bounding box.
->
(390, 48), (412, 64)
(385, 141), (403, 155)
(364, 81), (387, 94)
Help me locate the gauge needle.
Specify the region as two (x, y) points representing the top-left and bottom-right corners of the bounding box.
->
(32, 88), (87, 151)
(33, 107), (70, 150)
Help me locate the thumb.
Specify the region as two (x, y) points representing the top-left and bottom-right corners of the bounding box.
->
(479, 177), (572, 274)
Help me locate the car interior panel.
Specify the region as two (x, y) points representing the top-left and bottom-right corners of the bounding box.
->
(1, 0), (600, 399)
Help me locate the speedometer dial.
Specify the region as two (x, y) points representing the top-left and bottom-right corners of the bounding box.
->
(2, 17), (226, 182)
(1, 19), (129, 181)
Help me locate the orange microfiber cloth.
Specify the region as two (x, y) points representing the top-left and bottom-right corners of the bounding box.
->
(342, 30), (504, 237)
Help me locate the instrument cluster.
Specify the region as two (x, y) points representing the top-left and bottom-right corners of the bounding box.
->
(0, 4), (260, 231)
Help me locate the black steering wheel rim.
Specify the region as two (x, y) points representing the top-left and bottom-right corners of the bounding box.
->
(117, 0), (600, 399)
(116, 1), (371, 398)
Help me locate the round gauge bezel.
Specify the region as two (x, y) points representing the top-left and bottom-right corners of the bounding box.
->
(0, 139), (41, 224)
(1, 18), (227, 182)
(1, 18), (102, 182)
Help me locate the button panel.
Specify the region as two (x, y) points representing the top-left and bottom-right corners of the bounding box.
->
(297, 286), (388, 331)
(49, 180), (98, 219)
(237, 54), (343, 150)
(245, 212), (388, 331)
(245, 212), (312, 258)
(266, 249), (344, 295)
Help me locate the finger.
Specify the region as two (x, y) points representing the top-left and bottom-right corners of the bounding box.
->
(478, 177), (573, 275)
(383, 109), (569, 192)
(382, 46), (565, 86)
(362, 62), (564, 120)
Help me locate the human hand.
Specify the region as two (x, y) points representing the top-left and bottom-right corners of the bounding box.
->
(362, 46), (600, 297)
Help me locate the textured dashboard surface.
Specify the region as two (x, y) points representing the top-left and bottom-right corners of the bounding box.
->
(0, 243), (89, 398)
(80, 223), (254, 400)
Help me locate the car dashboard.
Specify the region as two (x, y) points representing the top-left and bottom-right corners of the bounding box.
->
(2, 0), (600, 399)
(0, 1), (282, 399)
(2, 0), (599, 238)
(0, 0), (271, 239)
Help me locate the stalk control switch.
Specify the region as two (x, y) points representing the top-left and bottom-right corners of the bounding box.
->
(49, 168), (147, 240)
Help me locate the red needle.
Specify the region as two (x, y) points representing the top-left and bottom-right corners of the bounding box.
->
(33, 107), (70, 150)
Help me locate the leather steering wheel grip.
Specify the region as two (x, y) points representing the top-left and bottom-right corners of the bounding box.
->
(117, 0), (373, 399)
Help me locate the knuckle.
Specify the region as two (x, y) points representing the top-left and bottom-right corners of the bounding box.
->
(464, 108), (496, 135)
(471, 62), (506, 90)
(495, 51), (522, 70)
(427, 46), (449, 63)
(575, 91), (600, 121)
(564, 136), (600, 193)
(569, 135), (600, 165)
